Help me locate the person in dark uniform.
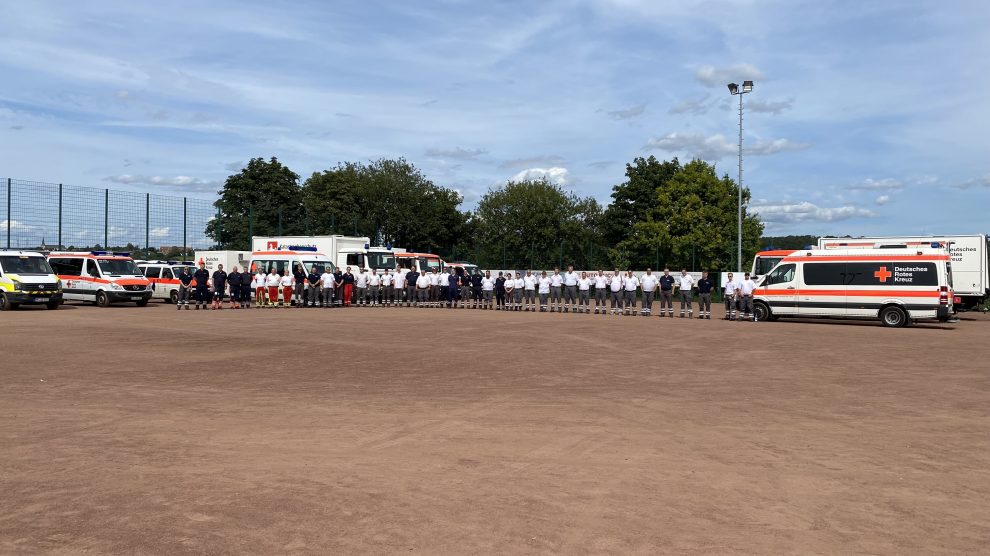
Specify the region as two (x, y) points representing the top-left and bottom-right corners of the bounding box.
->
(658, 268), (675, 318)
(240, 266), (253, 308)
(177, 265), (193, 310)
(495, 271), (506, 310)
(405, 269), (420, 307)
(227, 265), (243, 309)
(332, 267), (343, 306)
(193, 262), (211, 310)
(292, 264), (307, 308)
(471, 272), (483, 309)
(211, 264), (228, 310)
(446, 268), (459, 308)
(696, 271), (713, 319)
(307, 267), (322, 307)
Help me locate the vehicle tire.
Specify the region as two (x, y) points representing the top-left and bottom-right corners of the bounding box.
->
(136, 299), (149, 307)
(46, 300), (60, 310)
(0, 292), (13, 311)
(96, 291), (110, 308)
(880, 305), (907, 328)
(169, 290), (179, 304)
(753, 301), (772, 322)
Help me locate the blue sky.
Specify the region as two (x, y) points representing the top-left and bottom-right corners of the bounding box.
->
(1, 0), (988, 236)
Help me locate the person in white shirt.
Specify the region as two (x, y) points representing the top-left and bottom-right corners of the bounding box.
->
(677, 268), (695, 318)
(739, 272), (758, 321)
(513, 272), (525, 312)
(320, 268), (335, 308)
(549, 268), (563, 312)
(265, 269), (280, 308)
(723, 272), (739, 320)
(503, 271), (516, 311)
(253, 269), (268, 308)
(622, 270), (639, 316)
(563, 265), (579, 313)
(639, 268), (658, 316)
(481, 270), (495, 310)
(278, 270), (294, 308)
(577, 271), (592, 313)
(609, 269), (624, 315)
(415, 272), (431, 307)
(391, 268), (406, 306)
(593, 270), (608, 314)
(428, 268), (441, 308)
(523, 270), (537, 312)
(537, 271), (551, 312)
(368, 270), (381, 306)
(381, 270), (394, 306)
(354, 269), (369, 306)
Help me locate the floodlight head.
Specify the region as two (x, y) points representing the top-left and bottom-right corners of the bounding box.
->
(742, 80), (754, 93)
(727, 82), (739, 94)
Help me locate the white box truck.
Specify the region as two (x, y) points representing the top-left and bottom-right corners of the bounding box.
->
(818, 235), (988, 309)
(252, 235), (400, 275)
(193, 250), (251, 273)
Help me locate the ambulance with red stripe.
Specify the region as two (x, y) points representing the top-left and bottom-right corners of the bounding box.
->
(48, 252), (153, 307)
(136, 260), (195, 304)
(752, 246), (953, 327)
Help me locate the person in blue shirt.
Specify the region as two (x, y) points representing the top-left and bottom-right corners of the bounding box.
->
(696, 271), (714, 319)
(658, 268), (675, 318)
(446, 269), (460, 308)
(306, 267), (322, 307)
(405, 269), (419, 307)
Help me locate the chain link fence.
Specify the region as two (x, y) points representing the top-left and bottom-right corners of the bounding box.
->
(1, 178), (215, 258)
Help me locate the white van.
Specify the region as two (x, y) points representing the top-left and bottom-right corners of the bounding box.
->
(249, 248), (336, 277)
(137, 260), (196, 304)
(48, 251), (153, 307)
(752, 247), (953, 327)
(0, 250), (63, 310)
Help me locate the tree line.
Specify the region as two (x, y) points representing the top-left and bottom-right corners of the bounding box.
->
(208, 155), (764, 271)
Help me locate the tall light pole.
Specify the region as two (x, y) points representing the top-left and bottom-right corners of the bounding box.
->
(727, 80), (753, 272)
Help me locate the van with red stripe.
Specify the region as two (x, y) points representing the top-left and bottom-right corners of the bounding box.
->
(137, 260), (195, 304)
(48, 252), (153, 307)
(752, 247), (953, 327)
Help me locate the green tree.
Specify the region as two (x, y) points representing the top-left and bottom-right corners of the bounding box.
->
(602, 156), (681, 247)
(614, 159), (763, 271)
(301, 162), (363, 235)
(473, 178), (604, 269)
(207, 157), (302, 249)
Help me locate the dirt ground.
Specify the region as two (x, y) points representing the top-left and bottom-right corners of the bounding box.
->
(2, 302), (988, 555)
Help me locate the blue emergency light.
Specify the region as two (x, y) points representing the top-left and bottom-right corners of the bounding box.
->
(286, 245), (317, 252)
(931, 242), (942, 248)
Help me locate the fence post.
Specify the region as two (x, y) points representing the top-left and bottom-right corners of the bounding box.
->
(183, 197), (187, 261)
(104, 188), (109, 249)
(6, 178), (10, 249)
(145, 193), (150, 254)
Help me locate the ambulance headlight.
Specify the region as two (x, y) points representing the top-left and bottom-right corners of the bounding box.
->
(11, 279), (21, 291)
(109, 282), (124, 290)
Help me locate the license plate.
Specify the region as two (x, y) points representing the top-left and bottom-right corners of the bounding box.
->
(34, 297), (50, 302)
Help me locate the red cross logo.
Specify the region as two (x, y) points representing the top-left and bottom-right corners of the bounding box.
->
(874, 266), (892, 283)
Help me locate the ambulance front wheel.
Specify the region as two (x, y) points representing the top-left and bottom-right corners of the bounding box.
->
(136, 299), (149, 307)
(46, 300), (59, 310)
(753, 301), (776, 322)
(0, 292), (14, 311)
(880, 305), (907, 328)
(96, 291), (110, 308)
(169, 290), (179, 304)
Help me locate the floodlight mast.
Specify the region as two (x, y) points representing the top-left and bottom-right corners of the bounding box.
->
(728, 80), (754, 272)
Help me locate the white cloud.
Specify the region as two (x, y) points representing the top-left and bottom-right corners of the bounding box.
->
(752, 201), (877, 224)
(605, 104), (646, 120)
(0, 219), (33, 232)
(149, 226), (170, 238)
(224, 161), (245, 172)
(850, 178), (903, 191)
(105, 174), (218, 188)
(695, 63), (765, 87)
(953, 174), (990, 189)
(510, 167), (569, 185)
(745, 98), (794, 115)
(424, 147), (488, 160)
(644, 132), (808, 160)
(875, 195), (891, 205)
(499, 155), (566, 170)
(669, 95), (713, 115)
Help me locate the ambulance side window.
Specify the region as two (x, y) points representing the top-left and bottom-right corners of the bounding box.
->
(144, 267), (161, 279)
(86, 260), (100, 277)
(766, 264), (796, 285)
(50, 258), (83, 276)
(161, 268), (173, 279)
(346, 253), (362, 266)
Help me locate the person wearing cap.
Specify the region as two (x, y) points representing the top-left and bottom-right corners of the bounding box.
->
(292, 264), (307, 308)
(696, 271), (714, 319)
(739, 272), (758, 321)
(622, 270), (639, 316)
(495, 271), (506, 310)
(658, 268), (675, 318)
(177, 265), (193, 310)
(577, 271), (592, 313)
(523, 270), (537, 312)
(549, 268), (563, 312)
(306, 266), (322, 307)
(676, 269), (695, 318)
(593, 270), (608, 314)
(639, 268), (658, 316)
(609, 268), (624, 315)
(415, 269), (431, 307)
(563, 265), (579, 313)
(211, 264), (228, 310)
(404, 268), (419, 307)
(481, 270), (495, 309)
(227, 265), (242, 309)
(723, 271), (739, 320)
(193, 261), (211, 310)
(537, 270), (551, 312)
(239, 266), (253, 308)
(320, 266), (336, 308)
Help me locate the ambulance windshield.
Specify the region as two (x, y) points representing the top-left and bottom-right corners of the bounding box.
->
(0, 255), (53, 275)
(420, 257), (441, 271)
(98, 259), (142, 276)
(304, 260), (335, 274)
(367, 253), (396, 270)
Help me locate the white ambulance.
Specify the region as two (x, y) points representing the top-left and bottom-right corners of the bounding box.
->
(136, 260), (196, 304)
(752, 247), (953, 327)
(249, 247), (336, 277)
(0, 250), (63, 310)
(48, 251), (153, 307)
